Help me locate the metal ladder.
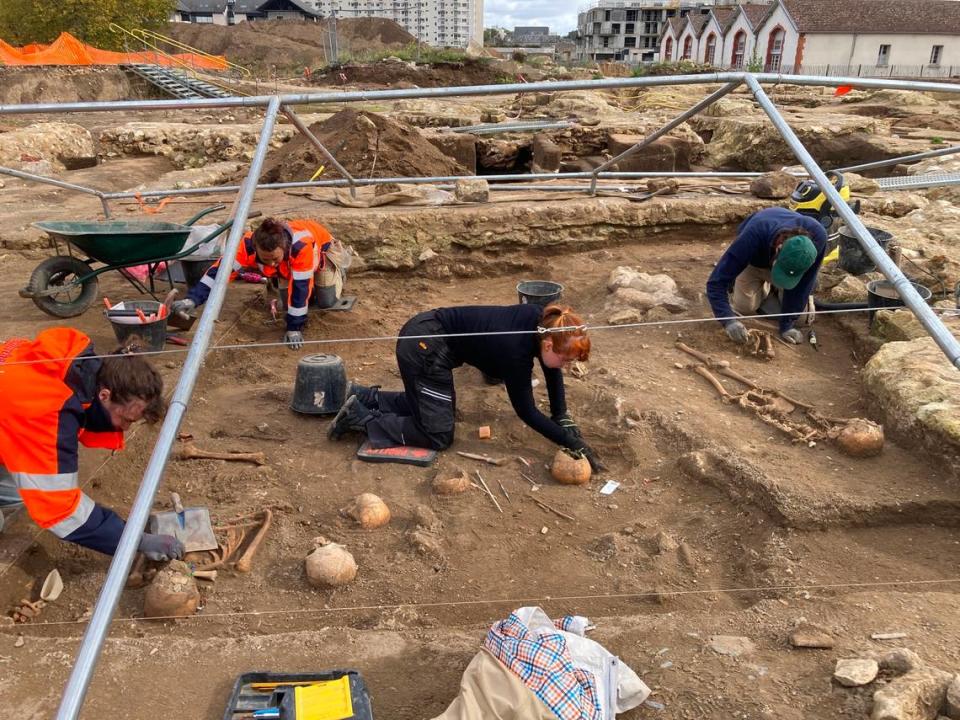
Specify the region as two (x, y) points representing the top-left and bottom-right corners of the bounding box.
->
(121, 63), (231, 99)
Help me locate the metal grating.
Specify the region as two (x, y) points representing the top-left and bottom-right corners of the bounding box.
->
(877, 172), (960, 190)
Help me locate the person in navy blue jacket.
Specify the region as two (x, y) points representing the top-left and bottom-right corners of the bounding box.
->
(706, 207), (827, 344)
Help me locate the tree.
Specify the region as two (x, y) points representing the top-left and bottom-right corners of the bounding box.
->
(0, 0), (175, 49)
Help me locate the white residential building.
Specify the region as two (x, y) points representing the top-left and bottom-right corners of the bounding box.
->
(310, 0), (483, 48)
(660, 0), (960, 74)
(173, 0), (483, 48)
(575, 0), (744, 64)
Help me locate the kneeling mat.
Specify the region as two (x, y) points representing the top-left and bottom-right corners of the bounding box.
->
(357, 441), (436, 466)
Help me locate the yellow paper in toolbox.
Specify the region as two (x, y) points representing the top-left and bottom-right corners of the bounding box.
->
(294, 676), (353, 720)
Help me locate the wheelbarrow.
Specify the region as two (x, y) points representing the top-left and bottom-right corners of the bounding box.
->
(20, 204), (247, 319)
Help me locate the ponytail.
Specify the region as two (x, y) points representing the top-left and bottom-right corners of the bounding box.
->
(539, 304), (591, 362)
(98, 337), (166, 423)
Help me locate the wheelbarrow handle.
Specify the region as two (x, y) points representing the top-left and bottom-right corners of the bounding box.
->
(183, 204), (227, 226)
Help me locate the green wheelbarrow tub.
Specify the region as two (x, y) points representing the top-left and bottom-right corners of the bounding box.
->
(32, 221), (195, 266)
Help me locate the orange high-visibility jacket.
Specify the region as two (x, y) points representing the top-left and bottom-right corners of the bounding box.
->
(187, 219), (333, 331)
(0, 328), (127, 554)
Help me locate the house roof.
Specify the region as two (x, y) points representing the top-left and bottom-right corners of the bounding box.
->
(658, 15), (684, 40)
(687, 13), (710, 37)
(739, 3), (773, 29)
(176, 0), (266, 13)
(780, 0), (960, 34)
(709, 7), (736, 32)
(257, 0), (320, 16)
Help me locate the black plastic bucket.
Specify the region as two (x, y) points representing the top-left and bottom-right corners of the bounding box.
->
(106, 300), (166, 352)
(291, 353), (347, 415)
(517, 280), (564, 306)
(866, 279), (932, 320)
(838, 225), (893, 275)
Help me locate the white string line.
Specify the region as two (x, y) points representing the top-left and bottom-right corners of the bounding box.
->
(3, 305), (957, 369)
(17, 577), (960, 628)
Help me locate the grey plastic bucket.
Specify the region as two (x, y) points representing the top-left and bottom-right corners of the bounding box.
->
(838, 225), (893, 275)
(866, 279), (932, 320)
(106, 300), (166, 352)
(517, 280), (564, 307)
(291, 353), (347, 415)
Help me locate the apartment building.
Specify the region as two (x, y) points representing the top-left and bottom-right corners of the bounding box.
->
(575, 0), (741, 63)
(173, 0), (482, 48)
(309, 0), (483, 48)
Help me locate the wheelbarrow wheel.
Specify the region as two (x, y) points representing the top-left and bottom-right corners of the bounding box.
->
(27, 256), (99, 318)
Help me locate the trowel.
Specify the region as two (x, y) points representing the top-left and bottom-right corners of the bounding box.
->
(163, 289), (196, 332)
(148, 492), (218, 552)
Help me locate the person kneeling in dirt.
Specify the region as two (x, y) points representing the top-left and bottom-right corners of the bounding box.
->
(707, 206), (827, 345)
(171, 217), (349, 350)
(0, 328), (182, 561)
(327, 304), (606, 472)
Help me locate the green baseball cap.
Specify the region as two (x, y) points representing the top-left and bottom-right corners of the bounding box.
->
(771, 235), (817, 290)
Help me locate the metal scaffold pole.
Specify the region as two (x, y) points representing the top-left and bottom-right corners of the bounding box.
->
(744, 74), (960, 370)
(53, 96), (284, 720)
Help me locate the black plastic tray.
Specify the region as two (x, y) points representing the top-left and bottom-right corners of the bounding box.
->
(222, 670), (373, 719)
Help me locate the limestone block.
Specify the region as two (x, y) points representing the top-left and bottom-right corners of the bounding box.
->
(0, 122), (95, 171)
(606, 134), (692, 172)
(750, 171), (798, 199)
(606, 267), (688, 313)
(835, 658), (879, 687)
(532, 134), (562, 173)
(862, 337), (960, 464)
(872, 668), (953, 720)
(708, 635), (755, 657)
(425, 132), (477, 174)
(454, 178), (489, 203)
(945, 675), (960, 719)
(822, 274), (869, 303)
(872, 310), (927, 342)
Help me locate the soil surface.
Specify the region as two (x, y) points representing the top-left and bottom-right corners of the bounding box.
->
(309, 58), (515, 89)
(260, 109), (469, 183)
(0, 153), (958, 718)
(1, 78), (960, 720)
(165, 19), (416, 74)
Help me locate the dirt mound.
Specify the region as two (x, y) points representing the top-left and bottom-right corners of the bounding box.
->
(309, 58), (511, 88)
(164, 19), (415, 73)
(260, 109), (468, 183)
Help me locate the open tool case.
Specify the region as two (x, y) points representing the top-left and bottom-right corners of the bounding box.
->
(223, 671), (373, 720)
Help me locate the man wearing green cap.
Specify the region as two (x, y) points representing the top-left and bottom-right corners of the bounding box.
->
(707, 207), (827, 344)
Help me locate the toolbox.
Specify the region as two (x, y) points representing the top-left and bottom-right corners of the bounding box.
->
(223, 671), (373, 720)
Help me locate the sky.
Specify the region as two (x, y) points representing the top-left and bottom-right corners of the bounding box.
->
(484, 0), (581, 35)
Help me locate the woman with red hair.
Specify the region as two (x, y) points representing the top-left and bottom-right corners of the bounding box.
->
(328, 304), (604, 471)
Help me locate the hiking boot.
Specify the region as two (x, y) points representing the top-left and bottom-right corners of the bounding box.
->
(327, 396), (375, 440)
(346, 381), (380, 410)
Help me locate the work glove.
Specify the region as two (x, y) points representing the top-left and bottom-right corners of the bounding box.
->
(553, 412), (583, 440)
(283, 330), (304, 350)
(170, 298), (196, 316)
(780, 328), (804, 344)
(724, 320), (749, 345)
(581, 445), (608, 474)
(138, 533), (185, 562)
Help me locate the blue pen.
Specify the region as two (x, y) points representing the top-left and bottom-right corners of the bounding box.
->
(252, 709), (280, 719)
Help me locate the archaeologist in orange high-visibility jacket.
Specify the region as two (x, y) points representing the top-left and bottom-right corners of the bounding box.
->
(0, 328), (183, 561)
(171, 217), (348, 350)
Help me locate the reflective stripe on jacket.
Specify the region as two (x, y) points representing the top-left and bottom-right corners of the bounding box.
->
(0, 329), (126, 554)
(186, 219), (333, 331)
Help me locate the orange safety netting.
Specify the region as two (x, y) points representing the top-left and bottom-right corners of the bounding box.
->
(0, 32), (227, 70)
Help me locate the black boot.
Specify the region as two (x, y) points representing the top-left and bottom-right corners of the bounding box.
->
(345, 381), (381, 410)
(327, 396), (376, 440)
